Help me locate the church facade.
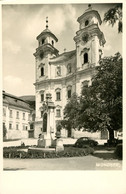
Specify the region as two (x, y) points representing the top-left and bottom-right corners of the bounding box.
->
(33, 5), (106, 138)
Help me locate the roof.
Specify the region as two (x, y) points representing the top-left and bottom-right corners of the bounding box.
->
(19, 95), (35, 109)
(77, 6), (102, 25)
(49, 50), (76, 63)
(3, 91), (31, 111)
(37, 28), (58, 42)
(19, 95), (35, 102)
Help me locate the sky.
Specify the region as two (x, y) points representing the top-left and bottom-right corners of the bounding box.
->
(2, 3), (122, 96)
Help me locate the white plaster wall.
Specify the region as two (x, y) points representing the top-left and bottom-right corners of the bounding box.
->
(34, 122), (42, 138)
(50, 56), (76, 79)
(80, 15), (100, 29)
(71, 129), (101, 139)
(3, 105), (30, 139)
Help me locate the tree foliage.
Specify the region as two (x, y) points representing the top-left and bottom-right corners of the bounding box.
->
(63, 93), (81, 130)
(3, 123), (7, 138)
(61, 53), (122, 140)
(103, 4), (122, 33)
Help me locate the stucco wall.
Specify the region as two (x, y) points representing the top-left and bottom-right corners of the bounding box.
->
(7, 130), (28, 139)
(71, 129), (101, 139)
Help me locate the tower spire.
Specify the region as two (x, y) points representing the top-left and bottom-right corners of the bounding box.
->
(46, 16), (48, 29)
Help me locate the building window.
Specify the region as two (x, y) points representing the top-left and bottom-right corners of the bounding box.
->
(16, 111), (19, 119)
(84, 53), (88, 64)
(23, 113), (25, 120)
(68, 90), (71, 98)
(85, 20), (89, 26)
(9, 110), (13, 118)
(67, 85), (72, 99)
(52, 40), (54, 46)
(32, 114), (35, 121)
(67, 64), (71, 74)
(56, 92), (61, 101)
(23, 125), (27, 130)
(56, 109), (61, 117)
(42, 38), (45, 45)
(41, 93), (44, 101)
(82, 80), (89, 87)
(99, 49), (102, 60)
(56, 66), (61, 76)
(9, 123), (12, 130)
(16, 124), (19, 130)
(30, 123), (34, 129)
(3, 108), (6, 116)
(41, 67), (44, 76)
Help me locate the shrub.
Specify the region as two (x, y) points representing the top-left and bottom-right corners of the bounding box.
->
(3, 146), (94, 159)
(114, 144), (123, 159)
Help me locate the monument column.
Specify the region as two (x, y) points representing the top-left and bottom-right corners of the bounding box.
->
(38, 93), (56, 147)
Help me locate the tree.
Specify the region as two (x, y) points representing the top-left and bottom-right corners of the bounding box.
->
(3, 123), (7, 139)
(63, 93), (80, 129)
(61, 53), (122, 141)
(103, 4), (122, 33)
(59, 93), (80, 136)
(92, 52), (122, 140)
(81, 53), (122, 140)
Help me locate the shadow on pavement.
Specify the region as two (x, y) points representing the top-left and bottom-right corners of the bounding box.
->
(93, 152), (122, 161)
(3, 168), (25, 171)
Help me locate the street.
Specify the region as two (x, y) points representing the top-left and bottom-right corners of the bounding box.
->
(3, 155), (122, 170)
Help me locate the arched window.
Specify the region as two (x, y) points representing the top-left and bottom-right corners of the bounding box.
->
(84, 53), (88, 64)
(67, 85), (72, 99)
(85, 20), (89, 26)
(41, 67), (44, 76)
(42, 39), (45, 45)
(82, 80), (89, 88)
(56, 109), (61, 117)
(41, 93), (44, 101)
(55, 88), (61, 101)
(68, 89), (71, 98)
(67, 64), (71, 74)
(52, 40), (54, 46)
(56, 66), (61, 76)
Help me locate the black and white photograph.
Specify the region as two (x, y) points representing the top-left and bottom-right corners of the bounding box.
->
(1, 1), (125, 193)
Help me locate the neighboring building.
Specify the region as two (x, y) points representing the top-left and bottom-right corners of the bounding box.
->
(33, 5), (106, 138)
(3, 91), (33, 139)
(19, 95), (36, 138)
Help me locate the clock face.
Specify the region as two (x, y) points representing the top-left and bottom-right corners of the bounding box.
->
(82, 34), (89, 43)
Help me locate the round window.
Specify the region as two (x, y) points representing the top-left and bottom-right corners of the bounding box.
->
(85, 20), (89, 26)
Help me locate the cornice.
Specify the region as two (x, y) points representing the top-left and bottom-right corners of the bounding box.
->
(74, 24), (106, 46)
(77, 10), (102, 25)
(33, 43), (59, 57)
(34, 65), (96, 86)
